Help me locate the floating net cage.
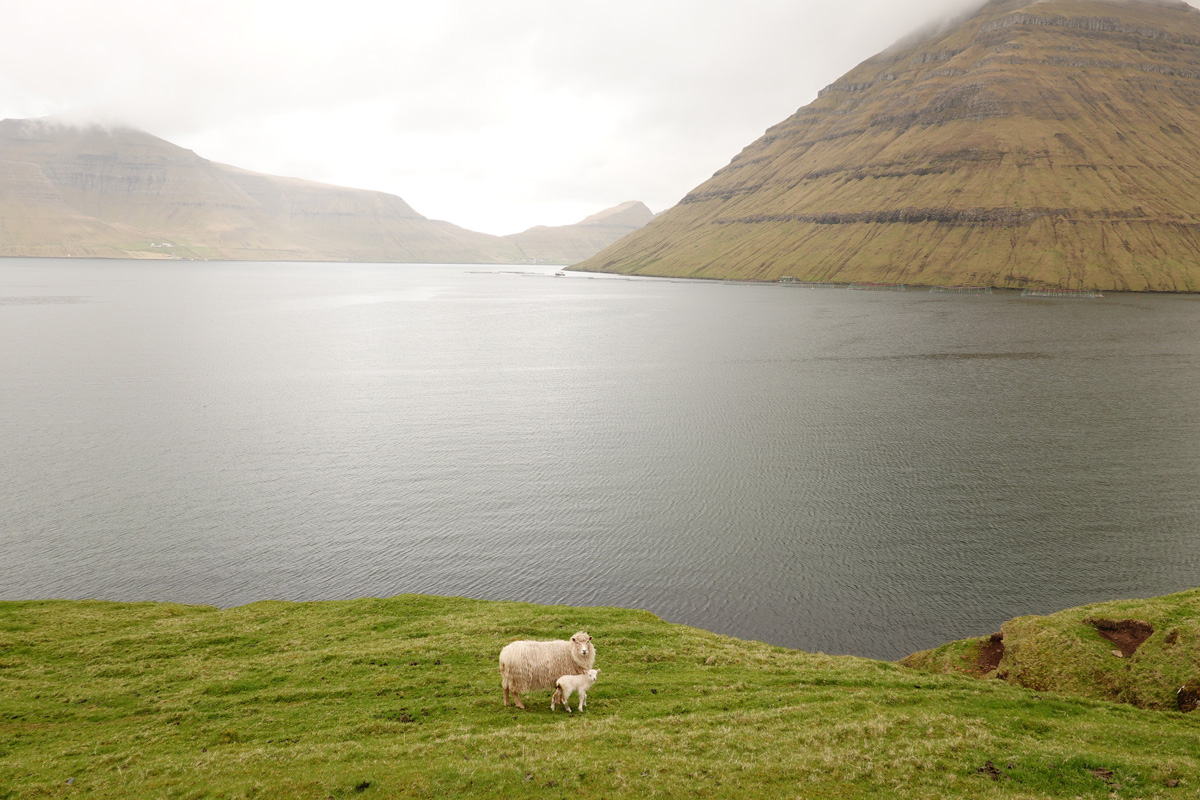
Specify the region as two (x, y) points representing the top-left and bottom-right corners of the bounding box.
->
(1020, 288), (1103, 299)
(930, 286), (993, 295)
(779, 277), (838, 288)
(849, 282), (906, 291)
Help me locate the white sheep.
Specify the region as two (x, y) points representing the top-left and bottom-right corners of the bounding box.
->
(551, 668), (599, 712)
(498, 630), (595, 709)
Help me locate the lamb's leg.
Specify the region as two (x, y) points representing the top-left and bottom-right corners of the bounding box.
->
(578, 689), (587, 711)
(565, 689), (574, 713)
(551, 687), (561, 711)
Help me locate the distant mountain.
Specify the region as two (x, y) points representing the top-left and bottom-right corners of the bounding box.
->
(504, 201), (655, 264)
(0, 119), (649, 264)
(576, 0), (1200, 292)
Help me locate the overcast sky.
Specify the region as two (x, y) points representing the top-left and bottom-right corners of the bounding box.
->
(3, 0), (1196, 234)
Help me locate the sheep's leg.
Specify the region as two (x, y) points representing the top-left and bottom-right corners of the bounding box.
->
(503, 685), (509, 706)
(512, 692), (526, 710)
(551, 687), (561, 711)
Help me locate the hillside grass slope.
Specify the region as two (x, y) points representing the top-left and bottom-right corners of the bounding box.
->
(2, 595), (1198, 799)
(903, 587), (1200, 712)
(577, 0), (1200, 292)
(0, 120), (649, 265)
(504, 201), (655, 264)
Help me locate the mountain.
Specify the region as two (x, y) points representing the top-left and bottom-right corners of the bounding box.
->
(0, 119), (649, 264)
(576, 0), (1200, 292)
(504, 201), (655, 264)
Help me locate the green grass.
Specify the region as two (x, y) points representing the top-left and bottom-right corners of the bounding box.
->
(1, 595), (1197, 799)
(903, 588), (1200, 711)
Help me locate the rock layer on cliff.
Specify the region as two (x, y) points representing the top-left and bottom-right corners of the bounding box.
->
(578, 0), (1200, 292)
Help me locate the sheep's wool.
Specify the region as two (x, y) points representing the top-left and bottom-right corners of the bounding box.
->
(499, 631), (595, 699)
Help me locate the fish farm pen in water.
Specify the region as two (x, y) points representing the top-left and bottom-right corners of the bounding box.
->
(778, 277), (838, 288)
(768, 283), (1105, 298)
(849, 283), (906, 291)
(1021, 288), (1104, 299)
(930, 286), (993, 295)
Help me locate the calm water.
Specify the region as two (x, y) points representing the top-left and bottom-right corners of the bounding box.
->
(3, 259), (1199, 659)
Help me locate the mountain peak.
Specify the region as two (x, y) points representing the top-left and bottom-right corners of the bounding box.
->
(504, 201), (655, 264)
(577, 0), (1200, 292)
(577, 201), (655, 226)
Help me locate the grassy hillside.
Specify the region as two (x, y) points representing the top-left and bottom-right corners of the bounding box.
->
(0, 119), (518, 264)
(0, 120), (650, 265)
(504, 202), (655, 264)
(577, 0), (1200, 292)
(2, 595), (1197, 798)
(903, 587), (1200, 712)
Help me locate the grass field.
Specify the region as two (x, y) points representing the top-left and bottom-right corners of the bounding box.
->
(2, 595), (1197, 798)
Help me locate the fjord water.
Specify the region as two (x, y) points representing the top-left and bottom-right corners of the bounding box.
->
(3, 259), (1199, 659)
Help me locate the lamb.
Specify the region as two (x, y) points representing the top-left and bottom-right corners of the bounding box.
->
(551, 668), (599, 712)
(498, 630), (595, 709)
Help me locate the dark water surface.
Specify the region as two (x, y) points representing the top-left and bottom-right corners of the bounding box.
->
(3, 259), (1199, 659)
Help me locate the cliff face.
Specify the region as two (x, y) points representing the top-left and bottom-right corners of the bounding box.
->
(577, 0), (1200, 292)
(0, 120), (649, 264)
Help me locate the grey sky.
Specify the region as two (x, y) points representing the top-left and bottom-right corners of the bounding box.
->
(3, 0), (1196, 234)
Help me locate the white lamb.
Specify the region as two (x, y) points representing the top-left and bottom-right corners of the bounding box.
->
(551, 668), (599, 712)
(499, 631), (595, 709)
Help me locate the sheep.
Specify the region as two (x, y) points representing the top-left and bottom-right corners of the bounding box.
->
(551, 668), (599, 712)
(499, 630), (595, 709)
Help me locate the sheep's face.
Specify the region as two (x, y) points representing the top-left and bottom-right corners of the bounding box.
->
(571, 632), (592, 657)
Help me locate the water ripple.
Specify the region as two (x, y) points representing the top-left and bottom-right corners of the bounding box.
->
(2, 260), (1199, 659)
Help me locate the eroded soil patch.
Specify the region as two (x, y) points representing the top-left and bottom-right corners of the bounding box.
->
(1085, 618), (1153, 657)
(975, 632), (1004, 674)
(1178, 685), (1199, 713)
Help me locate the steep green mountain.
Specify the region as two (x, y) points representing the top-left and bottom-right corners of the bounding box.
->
(504, 201), (655, 264)
(0, 119), (648, 264)
(578, 0), (1200, 292)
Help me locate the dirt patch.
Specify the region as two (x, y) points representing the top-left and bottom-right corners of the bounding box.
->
(1178, 685), (1199, 713)
(976, 761), (1006, 781)
(975, 632), (1005, 674)
(1085, 618), (1154, 657)
(1091, 767), (1119, 788)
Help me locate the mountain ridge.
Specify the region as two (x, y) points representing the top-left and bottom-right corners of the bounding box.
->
(504, 201), (655, 263)
(0, 118), (647, 264)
